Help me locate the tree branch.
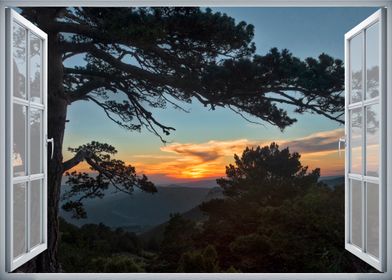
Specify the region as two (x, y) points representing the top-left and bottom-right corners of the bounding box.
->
(62, 149), (93, 172)
(67, 79), (109, 103)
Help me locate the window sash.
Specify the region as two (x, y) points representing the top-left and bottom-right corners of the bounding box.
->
(344, 8), (386, 272)
(5, 8), (48, 272)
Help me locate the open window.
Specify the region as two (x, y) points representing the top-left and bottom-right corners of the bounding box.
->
(344, 8), (386, 271)
(0, 2), (391, 278)
(5, 9), (48, 271)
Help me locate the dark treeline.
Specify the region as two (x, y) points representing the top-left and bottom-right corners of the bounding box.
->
(59, 143), (374, 273)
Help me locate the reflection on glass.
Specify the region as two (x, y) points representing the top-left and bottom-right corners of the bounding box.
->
(350, 108), (362, 174)
(366, 23), (380, 100)
(13, 104), (27, 177)
(30, 34), (42, 103)
(13, 182), (26, 258)
(351, 180), (362, 248)
(13, 22), (27, 99)
(30, 180), (42, 248)
(30, 108), (42, 174)
(366, 104), (380, 177)
(350, 32), (363, 104)
(366, 182), (379, 258)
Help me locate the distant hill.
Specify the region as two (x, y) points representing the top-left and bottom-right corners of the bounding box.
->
(61, 176), (344, 235)
(60, 180), (219, 232)
(160, 179), (218, 189)
(320, 176), (344, 188)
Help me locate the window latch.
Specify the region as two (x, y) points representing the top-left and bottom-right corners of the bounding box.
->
(46, 137), (54, 160)
(338, 137), (346, 157)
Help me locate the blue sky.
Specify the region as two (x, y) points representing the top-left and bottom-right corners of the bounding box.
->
(63, 7), (377, 183)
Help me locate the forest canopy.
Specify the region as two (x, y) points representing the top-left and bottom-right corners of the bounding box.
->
(59, 144), (373, 273)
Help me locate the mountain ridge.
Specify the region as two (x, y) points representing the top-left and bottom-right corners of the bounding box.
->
(60, 180), (220, 232)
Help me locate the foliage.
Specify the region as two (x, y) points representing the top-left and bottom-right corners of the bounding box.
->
(217, 142), (320, 198)
(149, 214), (199, 272)
(58, 218), (147, 272)
(22, 6), (345, 140)
(88, 256), (144, 273)
(201, 49), (344, 128)
(177, 245), (220, 272)
(61, 141), (157, 218)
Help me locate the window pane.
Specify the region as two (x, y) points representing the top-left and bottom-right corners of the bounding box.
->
(30, 108), (42, 174)
(350, 32), (363, 103)
(351, 179), (362, 248)
(350, 108), (362, 174)
(366, 104), (380, 177)
(13, 182), (26, 258)
(13, 104), (27, 177)
(366, 23), (380, 99)
(29, 34), (42, 104)
(30, 180), (42, 248)
(366, 182), (379, 258)
(13, 22), (27, 99)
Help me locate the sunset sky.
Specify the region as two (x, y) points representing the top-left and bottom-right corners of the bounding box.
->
(62, 7), (377, 184)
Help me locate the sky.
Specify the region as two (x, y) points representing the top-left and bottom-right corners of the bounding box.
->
(62, 7), (378, 184)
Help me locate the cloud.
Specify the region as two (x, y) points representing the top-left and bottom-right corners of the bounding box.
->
(129, 128), (345, 181)
(160, 139), (251, 162)
(68, 128), (345, 182)
(279, 128), (344, 153)
(132, 154), (178, 160)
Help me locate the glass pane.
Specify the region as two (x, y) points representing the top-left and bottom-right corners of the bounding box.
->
(29, 34), (42, 104)
(350, 32), (363, 104)
(30, 180), (42, 248)
(13, 182), (26, 258)
(13, 104), (27, 177)
(366, 182), (379, 258)
(30, 108), (42, 174)
(351, 179), (362, 248)
(366, 104), (380, 177)
(350, 108), (362, 174)
(13, 22), (27, 99)
(366, 22), (380, 99)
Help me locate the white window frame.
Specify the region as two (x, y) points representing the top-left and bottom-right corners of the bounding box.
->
(5, 8), (48, 272)
(344, 9), (387, 271)
(0, 1), (391, 280)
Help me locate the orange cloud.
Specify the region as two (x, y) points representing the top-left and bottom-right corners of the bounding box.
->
(131, 139), (251, 179)
(66, 128), (348, 181)
(130, 128), (345, 180)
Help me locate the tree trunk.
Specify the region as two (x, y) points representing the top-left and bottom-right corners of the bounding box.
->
(38, 22), (68, 272)
(17, 11), (67, 272)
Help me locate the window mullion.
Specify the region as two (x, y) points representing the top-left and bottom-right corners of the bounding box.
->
(361, 28), (367, 254)
(26, 29), (30, 253)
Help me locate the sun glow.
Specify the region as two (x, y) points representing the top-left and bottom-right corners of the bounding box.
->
(65, 129), (348, 181)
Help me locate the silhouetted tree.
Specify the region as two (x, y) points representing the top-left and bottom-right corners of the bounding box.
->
(196, 143), (373, 272)
(217, 143), (320, 198)
(19, 7), (344, 271)
(61, 141), (157, 219)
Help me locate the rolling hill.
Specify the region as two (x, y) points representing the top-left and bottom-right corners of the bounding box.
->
(61, 176), (343, 235)
(60, 180), (219, 233)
